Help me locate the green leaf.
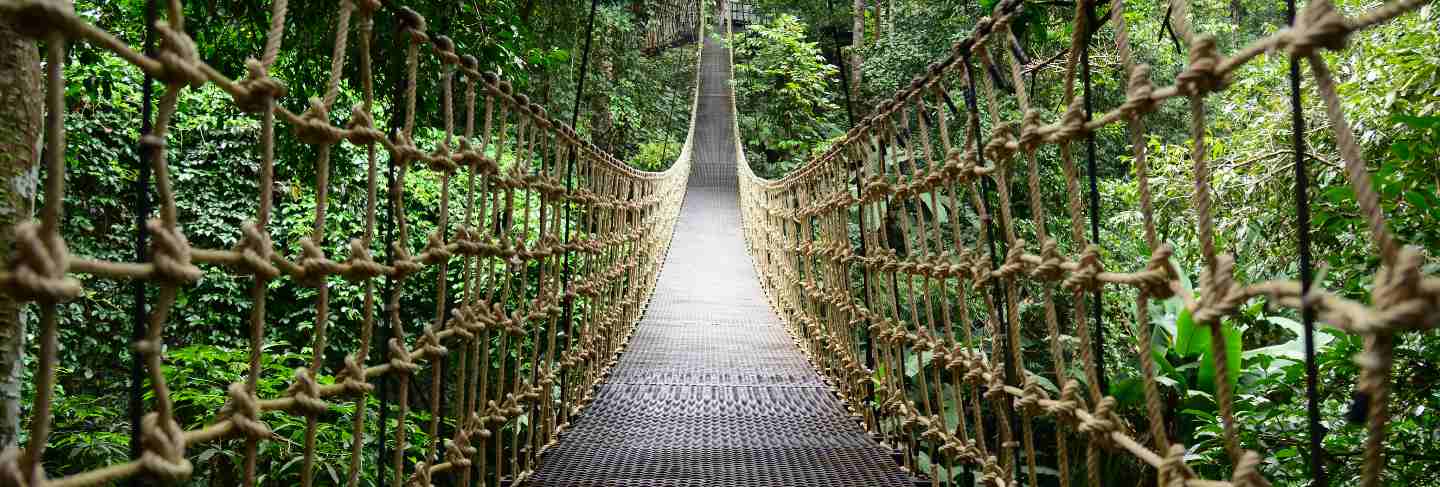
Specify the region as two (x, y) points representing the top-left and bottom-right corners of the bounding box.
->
(1198, 322), (1242, 392)
(1172, 308), (1206, 357)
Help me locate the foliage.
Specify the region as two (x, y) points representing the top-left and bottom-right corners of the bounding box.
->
(730, 14), (843, 177)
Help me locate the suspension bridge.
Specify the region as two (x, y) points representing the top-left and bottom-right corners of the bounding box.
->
(0, 0), (1435, 486)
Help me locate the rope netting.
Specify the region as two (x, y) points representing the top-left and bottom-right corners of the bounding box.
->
(737, 0), (1438, 486)
(0, 0), (703, 485)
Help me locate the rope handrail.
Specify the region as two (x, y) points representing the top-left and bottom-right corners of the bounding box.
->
(736, 0), (1437, 486)
(0, 0), (706, 486)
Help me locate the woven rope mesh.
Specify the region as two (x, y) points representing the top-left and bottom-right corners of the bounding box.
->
(526, 37), (910, 487)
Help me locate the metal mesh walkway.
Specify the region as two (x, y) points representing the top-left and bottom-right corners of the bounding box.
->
(526, 37), (910, 487)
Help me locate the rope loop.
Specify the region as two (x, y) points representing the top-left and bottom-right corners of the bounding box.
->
(147, 220), (203, 285)
(1177, 35), (1226, 96)
(4, 220), (82, 302)
(432, 35), (460, 65)
(1281, 0), (1352, 58)
(444, 428), (476, 469)
(234, 59), (288, 113)
(139, 412), (194, 482)
(153, 22), (207, 88)
(233, 221), (280, 279)
(996, 240), (1027, 279)
(390, 241), (423, 278)
(404, 462), (433, 487)
(1194, 254), (1243, 325)
(220, 382), (272, 440)
(285, 367), (329, 415)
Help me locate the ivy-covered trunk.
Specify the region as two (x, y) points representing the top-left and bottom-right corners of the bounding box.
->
(0, 19), (40, 449)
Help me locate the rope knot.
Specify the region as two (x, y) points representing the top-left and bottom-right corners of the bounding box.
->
(1047, 379), (1084, 421)
(390, 134), (426, 167)
(294, 97), (345, 145)
(1018, 109), (1043, 152)
(397, 7), (429, 43)
(297, 237), (340, 287)
(4, 221), (82, 301)
(1048, 96), (1089, 143)
(421, 230), (452, 264)
(148, 220), (203, 285)
(342, 239), (386, 281)
(354, 0), (383, 14)
(154, 22), (206, 87)
(983, 122), (1019, 162)
(1121, 64), (1157, 116)
(139, 412), (193, 482)
(1193, 254), (1241, 325)
(1063, 245), (1104, 292)
(1282, 0), (1351, 58)
(415, 327), (448, 359)
(1079, 396), (1121, 445)
(1018, 376), (1048, 414)
(233, 221), (280, 279)
(1141, 244), (1178, 299)
(388, 337), (419, 374)
(432, 35), (460, 65)
(234, 59), (288, 113)
(345, 105), (385, 145)
(996, 240), (1027, 279)
(1177, 35), (1226, 96)
(339, 354), (374, 395)
(220, 382), (271, 440)
(390, 242), (422, 278)
(285, 368), (329, 415)
(1372, 246), (1437, 331)
(1159, 444), (1196, 487)
(0, 0), (74, 39)
(1032, 238), (1064, 280)
(444, 428), (476, 468)
(405, 462), (433, 487)
(1230, 451), (1272, 487)
(0, 447), (43, 487)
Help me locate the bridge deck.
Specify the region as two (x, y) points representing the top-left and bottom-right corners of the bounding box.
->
(526, 37), (910, 487)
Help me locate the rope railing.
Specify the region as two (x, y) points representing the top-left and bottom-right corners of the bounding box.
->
(736, 0), (1437, 486)
(0, 0), (704, 485)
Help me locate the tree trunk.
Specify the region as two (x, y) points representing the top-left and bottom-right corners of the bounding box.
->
(849, 0), (865, 119)
(0, 19), (41, 449)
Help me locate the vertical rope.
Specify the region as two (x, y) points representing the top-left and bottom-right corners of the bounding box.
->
(126, 3), (158, 486)
(1286, 0), (1326, 485)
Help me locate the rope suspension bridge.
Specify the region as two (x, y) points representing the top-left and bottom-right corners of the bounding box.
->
(0, 0), (1435, 486)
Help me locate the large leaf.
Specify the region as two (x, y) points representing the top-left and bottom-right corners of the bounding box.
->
(1172, 308), (1206, 357)
(1198, 322), (1242, 392)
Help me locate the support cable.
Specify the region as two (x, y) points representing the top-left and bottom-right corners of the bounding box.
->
(1080, 0), (1109, 393)
(1287, 0), (1326, 483)
(127, 2), (158, 485)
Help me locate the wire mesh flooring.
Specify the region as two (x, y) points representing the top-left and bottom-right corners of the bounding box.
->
(524, 38), (910, 487)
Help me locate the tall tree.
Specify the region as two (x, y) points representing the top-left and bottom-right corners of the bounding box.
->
(849, 0), (864, 119)
(0, 18), (40, 449)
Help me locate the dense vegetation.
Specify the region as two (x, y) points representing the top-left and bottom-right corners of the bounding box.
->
(730, 0), (1439, 484)
(13, 0), (695, 484)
